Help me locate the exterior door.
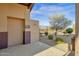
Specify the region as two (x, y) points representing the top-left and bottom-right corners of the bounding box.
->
(8, 17), (24, 47)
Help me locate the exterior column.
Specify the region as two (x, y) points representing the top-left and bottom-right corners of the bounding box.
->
(75, 3), (79, 55)
(23, 9), (31, 44)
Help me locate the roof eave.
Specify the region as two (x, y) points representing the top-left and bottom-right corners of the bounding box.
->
(19, 3), (34, 11)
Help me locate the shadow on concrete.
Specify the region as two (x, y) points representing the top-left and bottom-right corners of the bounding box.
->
(63, 50), (75, 56)
(68, 51), (75, 56)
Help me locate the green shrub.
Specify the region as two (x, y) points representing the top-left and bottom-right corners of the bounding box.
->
(55, 37), (64, 44)
(48, 35), (53, 40)
(45, 32), (48, 36)
(66, 28), (73, 34)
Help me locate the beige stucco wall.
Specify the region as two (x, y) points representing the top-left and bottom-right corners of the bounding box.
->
(75, 3), (79, 55)
(30, 20), (40, 43)
(0, 3), (30, 32)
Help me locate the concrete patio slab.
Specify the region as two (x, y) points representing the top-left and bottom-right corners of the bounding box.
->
(0, 42), (68, 56)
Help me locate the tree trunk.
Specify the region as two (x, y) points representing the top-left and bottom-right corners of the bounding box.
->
(55, 29), (57, 39)
(55, 28), (57, 35)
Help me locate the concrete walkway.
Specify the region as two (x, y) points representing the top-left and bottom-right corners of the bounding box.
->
(0, 42), (68, 56)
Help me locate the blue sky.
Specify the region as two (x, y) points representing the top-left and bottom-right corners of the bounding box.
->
(30, 3), (75, 26)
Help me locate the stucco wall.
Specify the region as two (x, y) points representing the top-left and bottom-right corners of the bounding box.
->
(0, 3), (30, 32)
(0, 3), (30, 48)
(0, 4), (7, 32)
(30, 20), (39, 43)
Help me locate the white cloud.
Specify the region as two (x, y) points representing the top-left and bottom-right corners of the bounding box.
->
(31, 4), (75, 20)
(30, 10), (41, 14)
(39, 5), (64, 12)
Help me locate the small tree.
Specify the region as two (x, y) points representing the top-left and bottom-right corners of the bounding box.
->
(66, 28), (73, 34)
(49, 14), (72, 36)
(66, 28), (73, 51)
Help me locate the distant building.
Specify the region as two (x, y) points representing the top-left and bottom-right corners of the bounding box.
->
(40, 24), (75, 35)
(39, 26), (48, 34)
(30, 20), (39, 43)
